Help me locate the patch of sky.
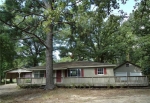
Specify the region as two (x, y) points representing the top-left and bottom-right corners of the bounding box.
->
(111, 0), (141, 19)
(0, 0), (4, 5)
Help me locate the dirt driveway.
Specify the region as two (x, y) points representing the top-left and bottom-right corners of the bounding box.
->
(0, 84), (150, 103)
(0, 84), (20, 95)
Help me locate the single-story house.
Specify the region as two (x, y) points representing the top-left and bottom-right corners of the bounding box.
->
(19, 61), (116, 86)
(5, 61), (148, 87)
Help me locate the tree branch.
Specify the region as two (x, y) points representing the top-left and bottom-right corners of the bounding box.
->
(35, 0), (46, 9)
(0, 18), (48, 49)
(56, 21), (75, 25)
(12, 36), (34, 40)
(17, 14), (30, 26)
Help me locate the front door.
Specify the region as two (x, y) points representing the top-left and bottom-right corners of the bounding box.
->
(56, 70), (61, 82)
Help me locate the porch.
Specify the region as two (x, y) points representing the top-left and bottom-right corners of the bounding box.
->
(17, 76), (149, 87)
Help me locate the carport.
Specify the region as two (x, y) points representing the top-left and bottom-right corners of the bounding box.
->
(4, 68), (32, 84)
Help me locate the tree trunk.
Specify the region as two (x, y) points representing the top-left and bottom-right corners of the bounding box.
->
(100, 56), (104, 63)
(42, 0), (55, 90)
(0, 76), (1, 85)
(45, 24), (55, 90)
(33, 58), (38, 67)
(0, 38), (1, 85)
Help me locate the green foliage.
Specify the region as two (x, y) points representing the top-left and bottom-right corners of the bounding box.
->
(0, 34), (16, 79)
(133, 0), (150, 36)
(71, 83), (76, 88)
(130, 0), (150, 74)
(87, 82), (92, 88)
(56, 57), (72, 63)
(15, 36), (46, 67)
(57, 13), (129, 63)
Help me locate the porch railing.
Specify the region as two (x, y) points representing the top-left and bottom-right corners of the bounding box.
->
(17, 77), (46, 86)
(17, 76), (149, 87)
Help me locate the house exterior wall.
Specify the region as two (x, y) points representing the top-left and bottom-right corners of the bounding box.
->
(54, 68), (115, 85)
(32, 70), (55, 78)
(17, 69), (148, 87)
(18, 67), (115, 85)
(83, 68), (114, 77)
(114, 63), (142, 76)
(58, 67), (114, 77)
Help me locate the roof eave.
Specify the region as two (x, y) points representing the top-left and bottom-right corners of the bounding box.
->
(68, 65), (116, 68)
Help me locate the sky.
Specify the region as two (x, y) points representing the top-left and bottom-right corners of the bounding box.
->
(0, 0), (4, 5)
(112, 0), (141, 16)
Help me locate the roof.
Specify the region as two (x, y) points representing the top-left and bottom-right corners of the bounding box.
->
(114, 61), (141, 70)
(5, 68), (32, 73)
(28, 61), (116, 70)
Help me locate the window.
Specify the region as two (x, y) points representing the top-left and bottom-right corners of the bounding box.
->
(126, 63), (129, 67)
(68, 69), (81, 77)
(24, 73), (31, 78)
(40, 71), (45, 77)
(34, 71), (45, 78)
(97, 68), (104, 74)
(34, 71), (39, 78)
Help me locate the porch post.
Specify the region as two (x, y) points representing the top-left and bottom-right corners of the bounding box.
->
(31, 77), (32, 85)
(5, 73), (7, 85)
(18, 72), (21, 78)
(92, 77), (94, 86)
(146, 76), (148, 85)
(127, 76), (128, 86)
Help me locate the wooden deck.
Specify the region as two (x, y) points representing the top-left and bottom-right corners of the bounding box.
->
(17, 76), (149, 87)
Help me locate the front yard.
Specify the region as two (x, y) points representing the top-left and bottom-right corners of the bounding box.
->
(0, 84), (150, 103)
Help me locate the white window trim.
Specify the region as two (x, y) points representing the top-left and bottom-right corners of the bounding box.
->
(97, 68), (104, 75)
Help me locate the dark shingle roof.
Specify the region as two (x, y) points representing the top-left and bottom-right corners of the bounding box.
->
(54, 61), (113, 68)
(28, 61), (116, 70)
(114, 61), (141, 70)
